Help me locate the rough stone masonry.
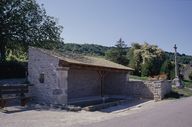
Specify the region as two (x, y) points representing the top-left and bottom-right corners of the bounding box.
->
(28, 47), (172, 105)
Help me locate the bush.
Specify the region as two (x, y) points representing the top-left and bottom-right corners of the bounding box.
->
(141, 60), (153, 77)
(160, 60), (175, 79)
(0, 61), (27, 79)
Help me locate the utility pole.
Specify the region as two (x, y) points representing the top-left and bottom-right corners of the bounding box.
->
(173, 44), (184, 88)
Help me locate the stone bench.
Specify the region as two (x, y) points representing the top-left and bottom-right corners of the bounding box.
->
(0, 84), (32, 108)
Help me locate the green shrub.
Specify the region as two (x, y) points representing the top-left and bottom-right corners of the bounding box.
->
(160, 60), (175, 79)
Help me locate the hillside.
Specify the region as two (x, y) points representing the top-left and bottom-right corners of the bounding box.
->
(59, 43), (111, 56)
(165, 51), (192, 64)
(60, 43), (192, 65)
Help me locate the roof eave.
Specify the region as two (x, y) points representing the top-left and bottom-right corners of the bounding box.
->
(59, 59), (133, 72)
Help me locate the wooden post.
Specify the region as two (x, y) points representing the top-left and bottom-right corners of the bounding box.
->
(98, 71), (106, 97)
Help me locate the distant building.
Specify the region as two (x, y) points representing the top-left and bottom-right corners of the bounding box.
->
(182, 61), (192, 80)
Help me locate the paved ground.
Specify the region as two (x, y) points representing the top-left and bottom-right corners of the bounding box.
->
(1, 97), (192, 127)
(0, 99), (153, 127)
(75, 97), (192, 127)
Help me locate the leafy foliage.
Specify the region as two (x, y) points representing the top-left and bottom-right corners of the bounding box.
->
(60, 43), (110, 56)
(160, 60), (175, 79)
(105, 38), (129, 65)
(165, 52), (192, 64)
(128, 43), (142, 75)
(0, 0), (63, 62)
(128, 43), (165, 76)
(60, 43), (192, 78)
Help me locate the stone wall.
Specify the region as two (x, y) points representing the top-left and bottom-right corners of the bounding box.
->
(28, 47), (171, 104)
(125, 81), (154, 99)
(103, 72), (154, 99)
(28, 47), (68, 104)
(126, 80), (172, 101)
(104, 72), (171, 101)
(68, 69), (101, 101)
(149, 80), (172, 101)
(104, 72), (128, 95)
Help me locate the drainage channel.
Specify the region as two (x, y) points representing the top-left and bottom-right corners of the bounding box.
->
(69, 98), (128, 111)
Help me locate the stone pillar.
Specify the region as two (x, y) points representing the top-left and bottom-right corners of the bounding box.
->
(53, 67), (69, 104)
(152, 80), (172, 101)
(173, 44), (184, 88)
(153, 81), (162, 101)
(174, 44), (178, 78)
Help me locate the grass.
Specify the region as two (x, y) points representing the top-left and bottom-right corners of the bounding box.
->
(129, 75), (148, 81)
(172, 87), (192, 97)
(164, 87), (192, 99)
(183, 80), (192, 88)
(175, 80), (192, 97)
(165, 80), (192, 99)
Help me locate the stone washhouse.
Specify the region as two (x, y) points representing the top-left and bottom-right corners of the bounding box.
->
(28, 47), (171, 105)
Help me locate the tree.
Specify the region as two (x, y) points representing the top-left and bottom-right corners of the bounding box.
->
(141, 59), (153, 76)
(128, 42), (165, 76)
(0, 0), (63, 62)
(128, 43), (142, 75)
(160, 60), (175, 79)
(105, 38), (129, 65)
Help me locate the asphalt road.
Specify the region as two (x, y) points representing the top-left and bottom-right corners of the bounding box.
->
(76, 97), (192, 127)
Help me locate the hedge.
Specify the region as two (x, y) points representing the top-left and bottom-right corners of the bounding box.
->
(0, 61), (27, 79)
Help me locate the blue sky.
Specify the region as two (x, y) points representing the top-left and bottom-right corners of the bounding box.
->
(36, 0), (192, 55)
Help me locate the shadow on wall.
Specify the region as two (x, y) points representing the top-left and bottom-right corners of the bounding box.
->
(125, 81), (154, 99)
(104, 80), (172, 101)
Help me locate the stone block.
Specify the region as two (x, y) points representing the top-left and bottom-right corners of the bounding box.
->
(52, 89), (63, 95)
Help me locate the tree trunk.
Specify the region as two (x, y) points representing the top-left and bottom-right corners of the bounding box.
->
(0, 42), (6, 62)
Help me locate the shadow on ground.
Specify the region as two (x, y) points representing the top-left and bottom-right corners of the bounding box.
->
(0, 98), (152, 114)
(99, 98), (151, 113)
